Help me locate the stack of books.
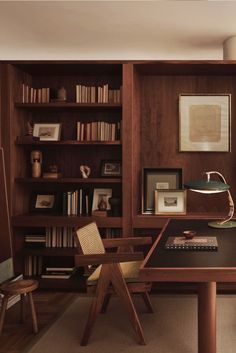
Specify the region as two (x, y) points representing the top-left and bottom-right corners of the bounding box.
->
(41, 267), (76, 279)
(0, 274), (23, 309)
(24, 235), (46, 247)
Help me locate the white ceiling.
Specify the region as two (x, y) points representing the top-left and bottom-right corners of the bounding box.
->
(1, 1), (236, 60)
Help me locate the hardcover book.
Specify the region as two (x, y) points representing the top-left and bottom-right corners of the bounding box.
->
(165, 236), (218, 251)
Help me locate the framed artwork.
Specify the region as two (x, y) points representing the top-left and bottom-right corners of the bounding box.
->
(30, 192), (59, 213)
(92, 188), (112, 211)
(142, 168), (183, 214)
(155, 189), (187, 215)
(179, 94), (231, 152)
(100, 160), (122, 177)
(33, 123), (61, 141)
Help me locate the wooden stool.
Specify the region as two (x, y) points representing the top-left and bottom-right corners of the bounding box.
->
(0, 279), (38, 335)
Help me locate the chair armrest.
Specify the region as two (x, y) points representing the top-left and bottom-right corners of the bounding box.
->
(74, 252), (144, 266)
(102, 236), (152, 248)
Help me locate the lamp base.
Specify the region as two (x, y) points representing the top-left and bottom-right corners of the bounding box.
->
(208, 220), (236, 228)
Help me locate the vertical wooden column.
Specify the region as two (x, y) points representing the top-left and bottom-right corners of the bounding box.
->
(198, 282), (216, 353)
(122, 64), (134, 236)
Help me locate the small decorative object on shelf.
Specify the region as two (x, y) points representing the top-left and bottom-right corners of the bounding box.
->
(57, 86), (67, 102)
(109, 197), (122, 216)
(31, 150), (42, 178)
(27, 121), (34, 136)
(43, 164), (62, 179)
(98, 194), (108, 211)
(80, 165), (91, 178)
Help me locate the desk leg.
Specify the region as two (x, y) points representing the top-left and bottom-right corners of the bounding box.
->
(198, 282), (216, 353)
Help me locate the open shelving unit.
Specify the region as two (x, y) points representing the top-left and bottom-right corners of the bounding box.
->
(2, 59), (236, 291)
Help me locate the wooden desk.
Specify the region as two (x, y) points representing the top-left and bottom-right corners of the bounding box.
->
(139, 219), (236, 353)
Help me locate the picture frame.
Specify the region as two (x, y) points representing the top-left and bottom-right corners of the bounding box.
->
(30, 192), (59, 213)
(142, 168), (183, 214)
(155, 189), (187, 215)
(179, 94), (231, 152)
(100, 160), (122, 177)
(92, 188), (112, 211)
(33, 123), (61, 141)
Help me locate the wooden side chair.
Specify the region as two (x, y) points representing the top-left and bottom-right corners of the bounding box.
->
(74, 222), (153, 346)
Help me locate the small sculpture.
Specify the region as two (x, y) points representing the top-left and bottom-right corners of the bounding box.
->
(31, 150), (42, 178)
(98, 195), (107, 211)
(27, 121), (34, 136)
(80, 165), (91, 179)
(57, 86), (67, 102)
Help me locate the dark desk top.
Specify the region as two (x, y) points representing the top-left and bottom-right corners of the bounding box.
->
(140, 219), (236, 282)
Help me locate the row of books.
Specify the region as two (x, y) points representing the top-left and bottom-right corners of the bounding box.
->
(75, 84), (121, 103)
(24, 227), (76, 248)
(77, 121), (121, 141)
(62, 189), (92, 216)
(24, 255), (43, 276)
(0, 274), (23, 310)
(22, 84), (50, 103)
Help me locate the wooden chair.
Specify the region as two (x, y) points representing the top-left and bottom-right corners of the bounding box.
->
(74, 222), (153, 346)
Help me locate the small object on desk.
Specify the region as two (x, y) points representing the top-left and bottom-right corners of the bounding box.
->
(183, 230), (196, 239)
(165, 236), (218, 251)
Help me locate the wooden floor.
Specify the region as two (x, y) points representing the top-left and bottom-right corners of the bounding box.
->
(0, 290), (78, 353)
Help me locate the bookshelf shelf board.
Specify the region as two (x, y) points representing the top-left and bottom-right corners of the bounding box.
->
(12, 215), (122, 228)
(21, 248), (77, 256)
(15, 102), (122, 110)
(15, 177), (122, 184)
(133, 213), (229, 229)
(15, 178), (122, 184)
(15, 139), (121, 146)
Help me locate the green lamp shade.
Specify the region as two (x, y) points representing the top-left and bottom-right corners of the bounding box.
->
(184, 180), (230, 192)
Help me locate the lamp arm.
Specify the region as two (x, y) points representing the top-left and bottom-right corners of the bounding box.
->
(206, 171), (234, 224)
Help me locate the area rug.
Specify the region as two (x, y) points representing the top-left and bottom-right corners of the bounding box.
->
(25, 294), (236, 353)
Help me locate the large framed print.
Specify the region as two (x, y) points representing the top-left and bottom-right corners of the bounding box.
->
(155, 189), (187, 215)
(179, 94), (231, 152)
(142, 168), (183, 214)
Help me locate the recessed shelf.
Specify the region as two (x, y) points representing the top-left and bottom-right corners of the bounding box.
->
(15, 177), (122, 184)
(15, 102), (122, 109)
(12, 214), (122, 228)
(15, 138), (121, 146)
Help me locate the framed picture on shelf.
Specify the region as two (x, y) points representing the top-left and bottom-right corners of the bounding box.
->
(155, 189), (187, 215)
(142, 168), (183, 214)
(92, 188), (112, 212)
(33, 123), (61, 141)
(179, 94), (231, 152)
(30, 192), (59, 213)
(100, 160), (122, 177)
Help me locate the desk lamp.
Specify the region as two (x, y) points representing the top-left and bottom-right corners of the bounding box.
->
(185, 171), (236, 228)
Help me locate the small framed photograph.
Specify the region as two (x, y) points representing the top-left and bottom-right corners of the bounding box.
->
(100, 160), (122, 177)
(142, 168), (183, 214)
(155, 189), (187, 215)
(179, 94), (231, 152)
(92, 188), (112, 211)
(33, 123), (61, 141)
(30, 192), (59, 213)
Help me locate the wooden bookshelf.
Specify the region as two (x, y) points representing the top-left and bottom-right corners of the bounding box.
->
(2, 60), (236, 290)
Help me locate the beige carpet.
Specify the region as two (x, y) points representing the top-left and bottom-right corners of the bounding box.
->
(25, 294), (236, 353)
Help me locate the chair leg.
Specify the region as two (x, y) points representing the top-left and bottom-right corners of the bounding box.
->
(81, 265), (110, 346)
(0, 295), (8, 336)
(20, 294), (25, 323)
(110, 263), (146, 345)
(28, 292), (38, 334)
(100, 293), (111, 314)
(142, 292), (154, 313)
